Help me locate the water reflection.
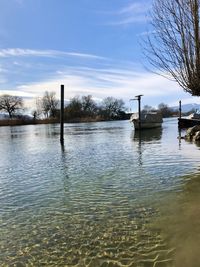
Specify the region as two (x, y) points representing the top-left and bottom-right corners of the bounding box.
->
(60, 139), (65, 152)
(1, 120), (200, 266)
(133, 127), (162, 142)
(43, 124), (59, 138)
(132, 128), (162, 166)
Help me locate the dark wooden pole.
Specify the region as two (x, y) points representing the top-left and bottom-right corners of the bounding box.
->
(179, 100), (182, 119)
(135, 95), (143, 131)
(60, 84), (64, 142)
(138, 95), (141, 130)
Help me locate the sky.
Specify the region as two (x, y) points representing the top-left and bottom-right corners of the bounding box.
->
(0, 0), (199, 111)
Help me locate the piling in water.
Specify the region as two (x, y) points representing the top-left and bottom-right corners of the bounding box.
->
(60, 84), (64, 142)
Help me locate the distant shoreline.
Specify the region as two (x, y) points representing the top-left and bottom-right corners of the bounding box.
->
(0, 117), (130, 127)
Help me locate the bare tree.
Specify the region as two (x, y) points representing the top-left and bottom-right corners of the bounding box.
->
(157, 102), (173, 117)
(0, 94), (23, 118)
(145, 0), (200, 96)
(65, 96), (82, 119)
(81, 95), (97, 116)
(34, 97), (44, 118)
(102, 97), (125, 119)
(40, 91), (58, 118)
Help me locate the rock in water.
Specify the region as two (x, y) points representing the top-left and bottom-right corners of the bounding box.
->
(185, 125), (200, 141)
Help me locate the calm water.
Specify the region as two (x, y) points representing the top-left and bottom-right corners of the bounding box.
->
(0, 118), (200, 267)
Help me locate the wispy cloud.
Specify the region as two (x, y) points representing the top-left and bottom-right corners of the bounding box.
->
(119, 3), (148, 14)
(0, 48), (105, 60)
(137, 30), (157, 37)
(12, 65), (183, 109)
(0, 47), (191, 110)
(110, 2), (150, 26)
(0, 89), (34, 98)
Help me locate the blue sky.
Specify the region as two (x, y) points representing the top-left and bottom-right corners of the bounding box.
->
(0, 0), (199, 111)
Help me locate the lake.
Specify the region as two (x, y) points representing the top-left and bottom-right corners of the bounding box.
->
(0, 118), (200, 267)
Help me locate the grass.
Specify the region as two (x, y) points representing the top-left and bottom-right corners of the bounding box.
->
(0, 118), (59, 127)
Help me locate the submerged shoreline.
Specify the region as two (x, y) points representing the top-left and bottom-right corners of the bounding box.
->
(0, 117), (129, 127)
(152, 172), (200, 267)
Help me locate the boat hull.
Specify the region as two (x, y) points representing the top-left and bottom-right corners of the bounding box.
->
(178, 118), (200, 128)
(130, 112), (163, 130)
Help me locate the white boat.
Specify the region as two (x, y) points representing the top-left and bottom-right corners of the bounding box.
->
(130, 112), (163, 130)
(187, 110), (200, 119)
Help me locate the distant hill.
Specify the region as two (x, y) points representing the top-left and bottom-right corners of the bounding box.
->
(171, 103), (200, 113)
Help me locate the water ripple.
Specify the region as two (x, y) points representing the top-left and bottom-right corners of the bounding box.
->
(0, 119), (199, 266)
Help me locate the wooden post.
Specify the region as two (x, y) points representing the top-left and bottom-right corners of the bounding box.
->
(179, 100), (182, 119)
(60, 84), (64, 142)
(138, 95), (141, 130)
(135, 95), (143, 131)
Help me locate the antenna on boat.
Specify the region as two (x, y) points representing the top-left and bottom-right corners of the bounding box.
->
(130, 95), (143, 131)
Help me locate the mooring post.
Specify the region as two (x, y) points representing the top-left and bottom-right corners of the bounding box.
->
(60, 84), (64, 142)
(179, 100), (182, 119)
(135, 95), (143, 131)
(138, 95), (141, 130)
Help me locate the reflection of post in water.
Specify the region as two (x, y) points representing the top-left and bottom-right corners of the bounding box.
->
(133, 127), (163, 166)
(131, 129), (143, 166)
(178, 127), (182, 149)
(137, 130), (143, 166)
(60, 144), (71, 194)
(134, 127), (162, 142)
(60, 141), (65, 153)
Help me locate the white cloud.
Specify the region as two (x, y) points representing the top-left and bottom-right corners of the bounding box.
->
(11, 66), (183, 108)
(120, 3), (149, 14)
(0, 48), (191, 110)
(110, 1), (150, 25)
(0, 48), (105, 60)
(137, 30), (157, 37)
(0, 90), (34, 98)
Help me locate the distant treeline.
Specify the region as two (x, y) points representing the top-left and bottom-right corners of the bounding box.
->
(63, 95), (129, 122)
(142, 103), (192, 118)
(34, 93), (129, 122)
(0, 92), (196, 126)
(0, 92), (129, 125)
